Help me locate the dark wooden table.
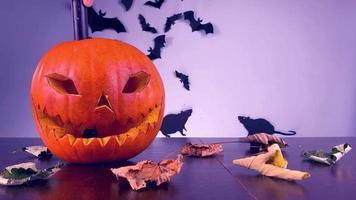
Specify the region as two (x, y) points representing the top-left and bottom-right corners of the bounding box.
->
(0, 137), (355, 200)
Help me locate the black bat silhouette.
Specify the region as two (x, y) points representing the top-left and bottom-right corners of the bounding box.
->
(120, 0), (133, 11)
(138, 14), (158, 34)
(147, 35), (166, 60)
(175, 70), (190, 91)
(183, 10), (214, 34)
(164, 13), (183, 33)
(144, 0), (165, 9)
(88, 7), (126, 34)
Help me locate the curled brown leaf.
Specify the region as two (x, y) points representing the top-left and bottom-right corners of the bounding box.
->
(111, 154), (183, 190)
(242, 133), (288, 147)
(181, 143), (223, 157)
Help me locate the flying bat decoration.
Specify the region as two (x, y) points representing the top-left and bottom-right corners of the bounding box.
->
(138, 14), (158, 34)
(88, 7), (127, 34)
(147, 35), (166, 60)
(183, 10), (214, 34)
(164, 13), (183, 33)
(144, 0), (165, 9)
(120, 0), (133, 11)
(175, 70), (190, 91)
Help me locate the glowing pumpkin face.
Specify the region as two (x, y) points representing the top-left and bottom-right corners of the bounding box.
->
(31, 38), (165, 163)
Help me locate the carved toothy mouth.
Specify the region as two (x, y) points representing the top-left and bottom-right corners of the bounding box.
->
(34, 105), (161, 146)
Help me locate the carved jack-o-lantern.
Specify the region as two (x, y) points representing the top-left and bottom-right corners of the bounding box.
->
(31, 38), (165, 163)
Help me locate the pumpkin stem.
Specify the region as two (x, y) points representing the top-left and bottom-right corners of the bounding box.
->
(71, 0), (89, 40)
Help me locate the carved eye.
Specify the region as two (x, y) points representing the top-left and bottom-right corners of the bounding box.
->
(46, 73), (79, 95)
(122, 71), (150, 93)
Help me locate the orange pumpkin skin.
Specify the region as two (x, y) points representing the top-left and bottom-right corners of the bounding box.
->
(31, 38), (165, 163)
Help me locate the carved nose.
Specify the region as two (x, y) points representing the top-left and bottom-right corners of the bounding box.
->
(96, 93), (113, 112)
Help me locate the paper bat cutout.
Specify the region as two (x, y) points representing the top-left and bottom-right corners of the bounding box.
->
(147, 35), (166, 60)
(0, 162), (64, 186)
(138, 14), (158, 34)
(303, 143), (352, 165)
(233, 144), (310, 181)
(164, 13), (183, 33)
(21, 146), (53, 159)
(181, 143), (223, 157)
(183, 10), (214, 34)
(120, 0), (133, 11)
(144, 0), (165, 9)
(88, 7), (127, 34)
(175, 70), (190, 91)
(111, 154), (183, 190)
(241, 133), (288, 148)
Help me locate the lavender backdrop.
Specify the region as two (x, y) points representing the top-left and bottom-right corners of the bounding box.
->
(1, 0), (356, 137)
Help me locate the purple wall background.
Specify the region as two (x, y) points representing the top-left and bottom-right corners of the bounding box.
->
(1, 0), (356, 137)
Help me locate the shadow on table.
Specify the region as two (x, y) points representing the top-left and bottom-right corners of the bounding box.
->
(235, 174), (307, 199)
(116, 180), (176, 200)
(302, 159), (354, 182)
(0, 181), (52, 199)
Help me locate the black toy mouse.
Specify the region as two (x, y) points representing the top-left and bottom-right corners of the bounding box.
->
(160, 109), (193, 137)
(238, 116), (296, 136)
(238, 116), (296, 152)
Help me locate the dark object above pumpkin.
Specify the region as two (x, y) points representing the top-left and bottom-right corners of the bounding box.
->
(183, 10), (214, 34)
(174, 70), (190, 91)
(144, 0), (165, 9)
(147, 35), (166, 60)
(88, 7), (126, 34)
(138, 14), (158, 34)
(120, 0), (133, 11)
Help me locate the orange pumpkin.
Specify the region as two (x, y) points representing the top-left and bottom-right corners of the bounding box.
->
(31, 38), (165, 163)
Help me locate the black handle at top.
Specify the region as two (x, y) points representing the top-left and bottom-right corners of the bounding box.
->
(72, 0), (89, 40)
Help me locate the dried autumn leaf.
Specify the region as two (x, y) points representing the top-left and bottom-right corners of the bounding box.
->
(233, 144), (310, 181)
(180, 143), (223, 157)
(303, 143), (352, 165)
(111, 154), (183, 190)
(0, 162), (64, 186)
(21, 146), (53, 159)
(241, 133), (288, 148)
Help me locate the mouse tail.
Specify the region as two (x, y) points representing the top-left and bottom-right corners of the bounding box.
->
(274, 130), (296, 135)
